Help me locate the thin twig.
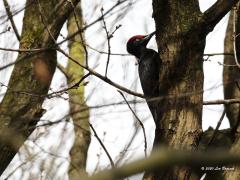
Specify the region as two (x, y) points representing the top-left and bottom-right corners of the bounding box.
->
(4, 152), (40, 180)
(0, 50), (48, 72)
(203, 98), (240, 105)
(89, 123), (115, 168)
(57, 0), (129, 46)
(69, 1), (89, 67)
(218, 61), (237, 67)
(37, 0), (56, 43)
(46, 72), (91, 98)
(118, 90), (147, 157)
(0, 71), (90, 100)
(103, 23), (122, 76)
(0, 46), (51, 53)
(101, 8), (111, 77)
(203, 53), (234, 57)
(0, 45), (234, 57)
(56, 47), (144, 98)
(0, 26), (11, 36)
(3, 0), (20, 41)
(3, 66), (240, 106)
(0, 0), (35, 25)
(93, 142), (104, 173)
(87, 43), (128, 56)
(57, 63), (69, 79)
(233, 6), (240, 69)
(114, 71), (144, 166)
(81, 148), (240, 180)
(207, 109), (226, 146)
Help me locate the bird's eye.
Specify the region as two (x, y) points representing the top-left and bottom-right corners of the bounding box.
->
(135, 38), (140, 42)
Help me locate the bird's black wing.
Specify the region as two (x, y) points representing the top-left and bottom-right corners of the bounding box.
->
(138, 49), (161, 121)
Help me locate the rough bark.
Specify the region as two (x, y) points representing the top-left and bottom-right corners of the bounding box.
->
(0, 0), (80, 175)
(144, 0), (239, 179)
(145, 1), (203, 179)
(223, 9), (240, 132)
(67, 4), (90, 179)
(223, 3), (240, 179)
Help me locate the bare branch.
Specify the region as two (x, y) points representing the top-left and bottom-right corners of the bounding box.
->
(69, 1), (89, 67)
(57, 0), (129, 45)
(118, 90), (147, 157)
(0, 26), (11, 35)
(0, 46), (51, 53)
(46, 72), (91, 98)
(37, 0), (56, 43)
(56, 47), (144, 98)
(207, 109), (226, 146)
(232, 6), (240, 68)
(79, 148), (240, 180)
(203, 98), (240, 105)
(57, 63), (69, 79)
(101, 7), (112, 77)
(202, 0), (239, 34)
(203, 53), (234, 57)
(3, 0), (21, 41)
(89, 123), (115, 168)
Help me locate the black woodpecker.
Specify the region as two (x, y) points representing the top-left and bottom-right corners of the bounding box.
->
(126, 32), (161, 121)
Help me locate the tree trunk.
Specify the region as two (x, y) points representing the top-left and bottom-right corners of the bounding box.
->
(66, 4), (90, 179)
(223, 8), (240, 132)
(145, 0), (240, 179)
(0, 0), (80, 175)
(223, 3), (240, 179)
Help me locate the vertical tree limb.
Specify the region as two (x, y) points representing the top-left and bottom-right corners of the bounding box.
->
(0, 0), (80, 175)
(223, 4), (240, 135)
(223, 3), (240, 180)
(66, 3), (91, 179)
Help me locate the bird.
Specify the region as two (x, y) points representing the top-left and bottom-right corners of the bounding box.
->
(126, 31), (161, 121)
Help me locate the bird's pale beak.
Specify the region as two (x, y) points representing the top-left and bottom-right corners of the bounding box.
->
(143, 31), (156, 44)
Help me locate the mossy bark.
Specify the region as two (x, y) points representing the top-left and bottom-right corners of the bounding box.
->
(146, 0), (240, 179)
(145, 1), (204, 179)
(66, 4), (90, 179)
(0, 0), (80, 175)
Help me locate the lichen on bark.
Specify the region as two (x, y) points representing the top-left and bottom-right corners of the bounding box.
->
(0, 0), (80, 175)
(66, 4), (90, 179)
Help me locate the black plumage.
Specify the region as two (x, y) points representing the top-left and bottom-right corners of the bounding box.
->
(126, 32), (161, 120)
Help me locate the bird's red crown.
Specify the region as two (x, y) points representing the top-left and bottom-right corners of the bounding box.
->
(127, 35), (145, 43)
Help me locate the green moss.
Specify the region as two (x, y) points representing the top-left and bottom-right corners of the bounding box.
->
(66, 6), (90, 178)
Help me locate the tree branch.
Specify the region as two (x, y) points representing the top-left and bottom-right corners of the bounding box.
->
(203, 98), (240, 105)
(232, 6), (240, 69)
(3, 0), (21, 41)
(56, 47), (144, 98)
(202, 0), (239, 33)
(118, 91), (148, 157)
(89, 123), (115, 168)
(78, 148), (240, 180)
(207, 109), (226, 146)
(57, 0), (128, 45)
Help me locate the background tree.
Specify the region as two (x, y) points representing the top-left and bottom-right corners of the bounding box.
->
(224, 3), (240, 179)
(223, 9), (240, 132)
(0, 0), (80, 175)
(66, 4), (90, 179)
